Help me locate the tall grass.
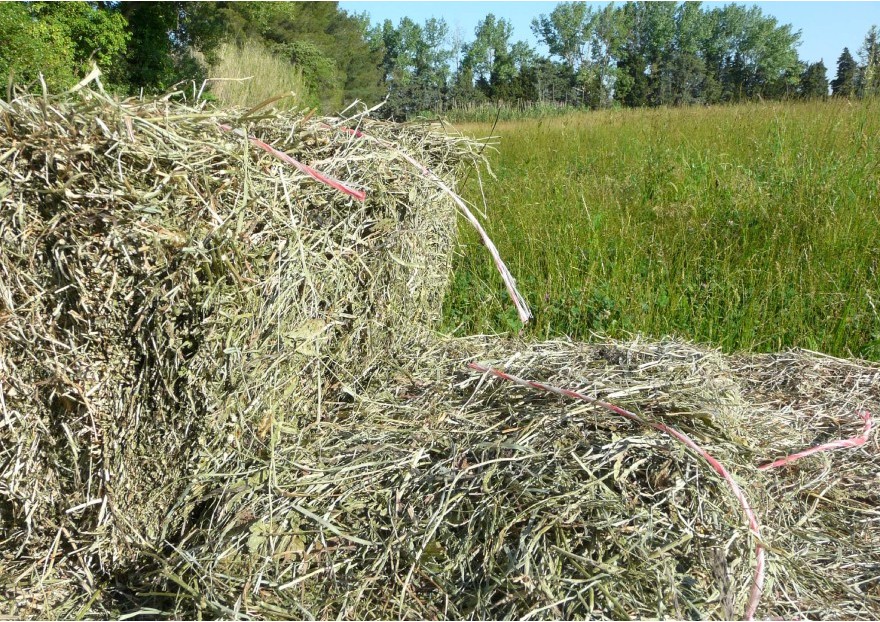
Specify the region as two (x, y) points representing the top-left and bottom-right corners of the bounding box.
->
(208, 40), (305, 109)
(441, 99), (579, 123)
(444, 99), (880, 360)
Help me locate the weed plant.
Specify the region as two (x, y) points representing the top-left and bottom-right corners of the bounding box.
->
(208, 40), (305, 109)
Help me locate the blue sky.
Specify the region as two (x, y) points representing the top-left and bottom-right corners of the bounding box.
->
(339, 1), (880, 69)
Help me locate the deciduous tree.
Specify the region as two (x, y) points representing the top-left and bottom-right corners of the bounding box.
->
(531, 2), (593, 71)
(0, 2), (129, 90)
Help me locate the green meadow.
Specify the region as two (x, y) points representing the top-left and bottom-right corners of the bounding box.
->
(443, 99), (880, 360)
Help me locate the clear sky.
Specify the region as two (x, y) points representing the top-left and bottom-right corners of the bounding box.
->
(339, 1), (880, 69)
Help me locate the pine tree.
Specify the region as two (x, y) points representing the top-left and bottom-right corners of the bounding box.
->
(799, 60), (828, 99)
(831, 47), (858, 96)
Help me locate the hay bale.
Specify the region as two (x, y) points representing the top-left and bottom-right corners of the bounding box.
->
(111, 335), (877, 620)
(155, 337), (757, 620)
(2, 86), (878, 621)
(0, 88), (476, 615)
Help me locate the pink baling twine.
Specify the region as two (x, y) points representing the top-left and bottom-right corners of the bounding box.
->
(758, 410), (873, 470)
(468, 362), (874, 621)
(218, 124), (366, 201)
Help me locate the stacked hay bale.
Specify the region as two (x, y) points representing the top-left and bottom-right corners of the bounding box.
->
(173, 337), (763, 620)
(441, 339), (880, 620)
(0, 88), (473, 614)
(116, 335), (878, 620)
(2, 86), (879, 621)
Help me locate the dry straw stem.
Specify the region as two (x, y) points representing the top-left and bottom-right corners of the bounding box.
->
(2, 79), (879, 621)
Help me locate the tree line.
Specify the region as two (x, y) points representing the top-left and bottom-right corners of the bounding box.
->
(1, 2), (879, 117)
(379, 3), (880, 117)
(0, 2), (382, 111)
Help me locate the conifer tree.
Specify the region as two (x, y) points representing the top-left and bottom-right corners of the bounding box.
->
(857, 25), (880, 97)
(799, 60), (828, 99)
(831, 47), (858, 96)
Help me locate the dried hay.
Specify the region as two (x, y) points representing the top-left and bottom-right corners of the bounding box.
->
(1, 85), (879, 621)
(147, 336), (869, 620)
(0, 86), (474, 615)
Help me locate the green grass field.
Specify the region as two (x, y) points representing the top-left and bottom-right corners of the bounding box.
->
(443, 99), (880, 360)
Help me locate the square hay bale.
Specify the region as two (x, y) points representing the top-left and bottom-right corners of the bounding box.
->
(0, 88), (479, 615)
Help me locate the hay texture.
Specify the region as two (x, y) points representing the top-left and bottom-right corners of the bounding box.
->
(0, 86), (474, 614)
(1, 85), (879, 621)
(144, 336), (872, 620)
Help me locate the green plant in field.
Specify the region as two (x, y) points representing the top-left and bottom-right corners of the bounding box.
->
(442, 100), (579, 123)
(207, 40), (305, 110)
(444, 99), (880, 360)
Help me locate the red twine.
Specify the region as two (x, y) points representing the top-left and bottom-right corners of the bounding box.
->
(218, 123), (366, 201)
(467, 363), (874, 620)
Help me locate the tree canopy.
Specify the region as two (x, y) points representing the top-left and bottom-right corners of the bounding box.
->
(857, 25), (880, 97)
(1, 1), (876, 116)
(0, 2), (129, 90)
(799, 60), (829, 99)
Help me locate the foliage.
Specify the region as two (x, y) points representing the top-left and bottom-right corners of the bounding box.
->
(117, 1), (226, 93)
(799, 61), (828, 99)
(337, 11), (386, 104)
(531, 2), (594, 71)
(0, 2), (129, 90)
(215, 2), (383, 110)
(857, 25), (880, 97)
(372, 17), (453, 119)
(526, 1), (803, 109)
(831, 47), (858, 97)
(464, 13), (519, 97)
(1, 2), (878, 121)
